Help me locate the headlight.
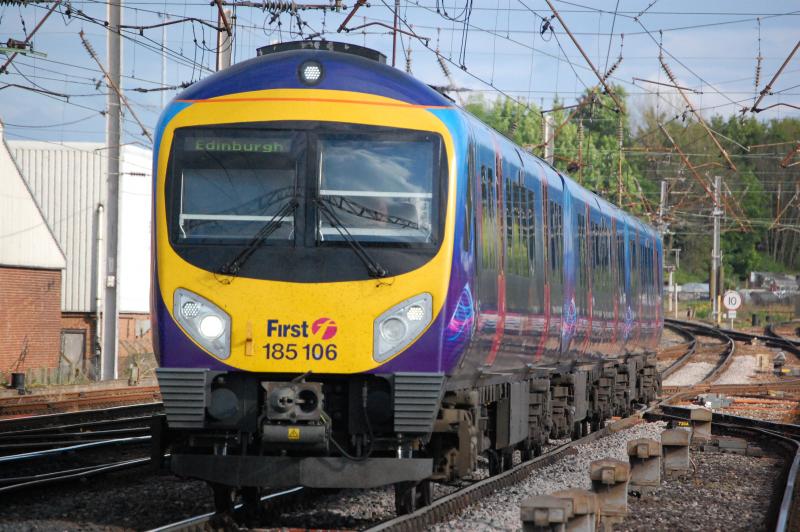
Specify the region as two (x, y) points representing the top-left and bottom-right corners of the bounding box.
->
(373, 293), (433, 362)
(173, 288), (231, 360)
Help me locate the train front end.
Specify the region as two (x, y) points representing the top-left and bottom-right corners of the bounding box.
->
(151, 43), (463, 496)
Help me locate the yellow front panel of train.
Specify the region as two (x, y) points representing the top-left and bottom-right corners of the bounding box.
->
(156, 89), (456, 373)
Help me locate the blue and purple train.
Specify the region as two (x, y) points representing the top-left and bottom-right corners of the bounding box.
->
(152, 41), (662, 515)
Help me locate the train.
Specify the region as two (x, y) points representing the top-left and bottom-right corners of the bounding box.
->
(151, 41), (663, 516)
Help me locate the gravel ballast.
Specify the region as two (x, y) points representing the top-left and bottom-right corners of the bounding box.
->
(662, 362), (716, 386)
(429, 421), (667, 531)
(619, 451), (784, 532)
(714, 355), (757, 384)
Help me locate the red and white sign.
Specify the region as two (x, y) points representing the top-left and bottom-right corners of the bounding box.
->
(723, 290), (742, 311)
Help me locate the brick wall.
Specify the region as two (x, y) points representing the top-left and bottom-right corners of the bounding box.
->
(0, 266), (62, 373)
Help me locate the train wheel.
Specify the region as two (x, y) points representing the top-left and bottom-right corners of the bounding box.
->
(487, 449), (502, 476)
(502, 449), (514, 472)
(415, 479), (432, 508)
(520, 441), (533, 462)
(394, 481), (417, 515)
(533, 442), (543, 457)
(241, 487), (263, 525)
(571, 421), (582, 440)
(211, 483), (235, 514)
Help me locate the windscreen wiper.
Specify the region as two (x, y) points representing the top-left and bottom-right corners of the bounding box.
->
(218, 198), (299, 277)
(315, 197), (388, 279)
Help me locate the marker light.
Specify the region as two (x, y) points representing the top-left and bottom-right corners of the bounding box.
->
(174, 288), (231, 359)
(406, 305), (425, 321)
(373, 293), (433, 362)
(182, 301), (200, 318)
(299, 60), (323, 85)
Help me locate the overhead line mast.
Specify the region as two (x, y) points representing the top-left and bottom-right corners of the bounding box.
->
(543, 0), (624, 113)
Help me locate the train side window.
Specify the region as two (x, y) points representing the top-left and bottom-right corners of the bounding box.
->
(520, 186), (526, 276)
(577, 212), (586, 295)
(548, 200), (558, 271)
(527, 189), (536, 277)
(506, 178), (514, 254)
(487, 167), (496, 268)
(464, 144), (474, 252)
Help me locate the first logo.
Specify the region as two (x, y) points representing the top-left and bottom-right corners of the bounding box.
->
(311, 317), (338, 340)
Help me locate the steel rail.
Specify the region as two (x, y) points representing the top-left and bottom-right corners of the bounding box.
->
(0, 402), (163, 431)
(0, 435), (151, 464)
(764, 323), (800, 357)
(0, 457), (150, 494)
(660, 322), (698, 379)
(0, 429), (151, 453)
(0, 414), (157, 437)
(663, 318), (736, 385)
(146, 486), (305, 532)
(662, 379), (800, 397)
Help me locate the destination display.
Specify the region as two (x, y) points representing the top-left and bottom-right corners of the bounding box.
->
(186, 136), (290, 153)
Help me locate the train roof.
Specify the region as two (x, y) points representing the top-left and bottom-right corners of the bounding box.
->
(175, 41), (453, 108)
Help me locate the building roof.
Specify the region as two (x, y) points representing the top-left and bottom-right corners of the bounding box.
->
(8, 139), (152, 313)
(0, 121), (66, 270)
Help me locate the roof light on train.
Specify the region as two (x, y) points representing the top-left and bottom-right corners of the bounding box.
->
(299, 60), (323, 85)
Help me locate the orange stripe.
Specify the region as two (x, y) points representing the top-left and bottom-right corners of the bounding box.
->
(175, 96), (452, 110)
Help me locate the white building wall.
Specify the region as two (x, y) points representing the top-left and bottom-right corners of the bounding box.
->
(119, 146), (153, 313)
(0, 123), (66, 270)
(9, 141), (152, 313)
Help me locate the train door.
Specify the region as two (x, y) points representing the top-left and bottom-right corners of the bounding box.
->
(609, 216), (625, 353)
(559, 176), (576, 358)
(539, 166), (564, 357)
(472, 133), (506, 366)
(654, 233), (664, 348)
(621, 219), (633, 348)
(527, 160), (548, 361)
(587, 202), (609, 357)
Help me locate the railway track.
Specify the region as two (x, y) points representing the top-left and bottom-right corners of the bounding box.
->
(0, 386), (161, 418)
(661, 319), (736, 388)
(659, 322), (697, 380)
(0, 402), (162, 453)
(0, 403), (162, 494)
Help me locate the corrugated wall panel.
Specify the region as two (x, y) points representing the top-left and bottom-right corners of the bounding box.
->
(9, 142), (105, 313)
(0, 130), (66, 270)
(9, 142), (153, 314)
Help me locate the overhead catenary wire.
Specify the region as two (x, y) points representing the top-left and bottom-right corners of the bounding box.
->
(79, 30), (153, 143)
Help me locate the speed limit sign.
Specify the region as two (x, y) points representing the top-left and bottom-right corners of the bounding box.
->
(723, 290), (742, 311)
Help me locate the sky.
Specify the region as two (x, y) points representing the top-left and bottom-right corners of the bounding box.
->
(0, 0), (798, 149)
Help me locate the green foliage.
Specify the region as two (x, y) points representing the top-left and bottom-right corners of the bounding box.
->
(462, 89), (800, 280)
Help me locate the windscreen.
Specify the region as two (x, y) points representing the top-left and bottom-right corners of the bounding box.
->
(317, 133), (439, 245)
(174, 131), (302, 243)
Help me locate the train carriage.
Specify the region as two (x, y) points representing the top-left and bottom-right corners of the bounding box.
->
(151, 41), (662, 515)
